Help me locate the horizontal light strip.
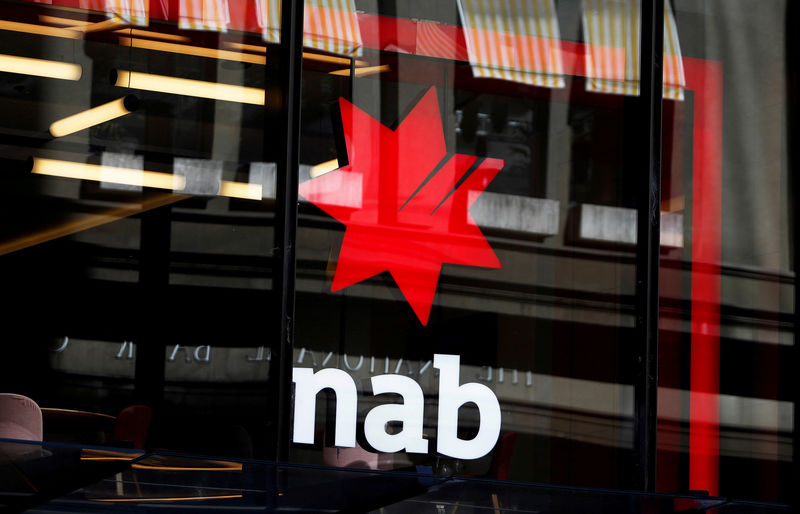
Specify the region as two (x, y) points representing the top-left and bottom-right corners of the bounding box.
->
(223, 42), (368, 66)
(308, 52), (367, 67)
(132, 461), (242, 471)
(91, 495), (243, 502)
(38, 15), (91, 27)
(0, 54), (81, 80)
(113, 70), (265, 105)
(223, 41), (266, 53)
(330, 64), (389, 77)
(113, 28), (190, 42)
(218, 180), (262, 200)
(120, 37), (266, 65)
(305, 52), (367, 67)
(30, 157), (262, 201)
(78, 17), (127, 33)
(309, 158), (338, 178)
(50, 95), (138, 138)
(0, 192), (186, 257)
(31, 157), (184, 191)
(0, 19), (81, 39)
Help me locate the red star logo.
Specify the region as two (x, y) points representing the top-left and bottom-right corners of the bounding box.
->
(299, 87), (504, 325)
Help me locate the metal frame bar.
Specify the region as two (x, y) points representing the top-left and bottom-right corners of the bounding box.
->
(267, 0), (305, 462)
(634, 0), (664, 492)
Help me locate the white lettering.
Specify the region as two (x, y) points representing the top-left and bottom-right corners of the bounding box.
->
(52, 336), (69, 353)
(292, 368), (357, 447)
(291, 354), (502, 461)
(169, 345), (191, 363)
(497, 368), (518, 385)
(394, 358), (413, 376)
(343, 354), (364, 371)
(297, 348), (317, 367)
(477, 366), (493, 382)
(364, 375), (428, 453)
(194, 345), (211, 363)
(247, 346), (268, 362)
(434, 354), (501, 460)
(115, 341), (133, 359)
(418, 360), (432, 376)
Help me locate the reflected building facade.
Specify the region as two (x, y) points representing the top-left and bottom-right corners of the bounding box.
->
(0, 0), (795, 509)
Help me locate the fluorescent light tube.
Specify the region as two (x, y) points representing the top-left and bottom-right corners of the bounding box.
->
(113, 28), (190, 42)
(0, 54), (81, 81)
(0, 19), (81, 39)
(119, 37), (266, 64)
(329, 64), (389, 77)
(30, 157), (184, 191)
(49, 95), (139, 138)
(112, 70), (265, 105)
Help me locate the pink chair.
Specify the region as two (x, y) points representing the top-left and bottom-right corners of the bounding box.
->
(111, 405), (152, 450)
(0, 394), (43, 441)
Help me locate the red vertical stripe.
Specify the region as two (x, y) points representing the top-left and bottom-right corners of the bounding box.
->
(684, 56), (723, 497)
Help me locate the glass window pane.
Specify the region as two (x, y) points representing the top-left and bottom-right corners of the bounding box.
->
(658, 0), (794, 503)
(0, 0), (280, 458)
(293, 0), (649, 488)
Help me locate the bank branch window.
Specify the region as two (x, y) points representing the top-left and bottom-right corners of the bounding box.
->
(0, 0), (795, 510)
(294, 0), (647, 488)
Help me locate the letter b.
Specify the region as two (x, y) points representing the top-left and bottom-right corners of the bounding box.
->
(434, 354), (501, 459)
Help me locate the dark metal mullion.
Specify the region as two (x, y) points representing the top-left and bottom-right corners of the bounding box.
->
(267, 0), (304, 463)
(633, 0), (664, 492)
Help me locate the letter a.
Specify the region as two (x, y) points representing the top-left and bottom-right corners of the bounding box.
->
(292, 368), (357, 447)
(434, 354), (501, 459)
(364, 375), (429, 454)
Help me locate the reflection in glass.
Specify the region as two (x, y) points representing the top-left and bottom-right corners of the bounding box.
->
(582, 0), (685, 99)
(458, 0), (565, 87)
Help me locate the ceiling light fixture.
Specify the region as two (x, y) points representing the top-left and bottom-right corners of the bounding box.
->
(30, 157), (184, 191)
(0, 19), (81, 39)
(0, 54), (81, 80)
(49, 95), (139, 138)
(119, 37), (265, 64)
(329, 64), (389, 77)
(112, 70), (265, 105)
(113, 28), (190, 42)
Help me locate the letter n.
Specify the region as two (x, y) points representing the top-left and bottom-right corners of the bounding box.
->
(292, 368), (357, 447)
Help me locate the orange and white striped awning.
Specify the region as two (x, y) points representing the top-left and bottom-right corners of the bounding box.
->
(416, 21), (462, 61)
(582, 0), (685, 100)
(179, 0), (230, 32)
(457, 0), (565, 88)
(63, 0), (149, 26)
(256, 0), (362, 57)
(103, 0), (148, 26)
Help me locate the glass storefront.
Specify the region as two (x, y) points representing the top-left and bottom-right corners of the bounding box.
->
(657, 0), (795, 502)
(0, 0), (794, 510)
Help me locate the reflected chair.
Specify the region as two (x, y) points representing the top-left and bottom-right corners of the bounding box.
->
(487, 431), (517, 480)
(323, 441), (383, 469)
(110, 405), (152, 450)
(0, 393), (42, 441)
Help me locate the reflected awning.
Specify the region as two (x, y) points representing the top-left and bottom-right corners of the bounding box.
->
(179, 0), (230, 32)
(102, 0), (149, 26)
(457, 0), (565, 88)
(257, 0), (363, 57)
(32, 0), (150, 26)
(582, 0), (686, 100)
